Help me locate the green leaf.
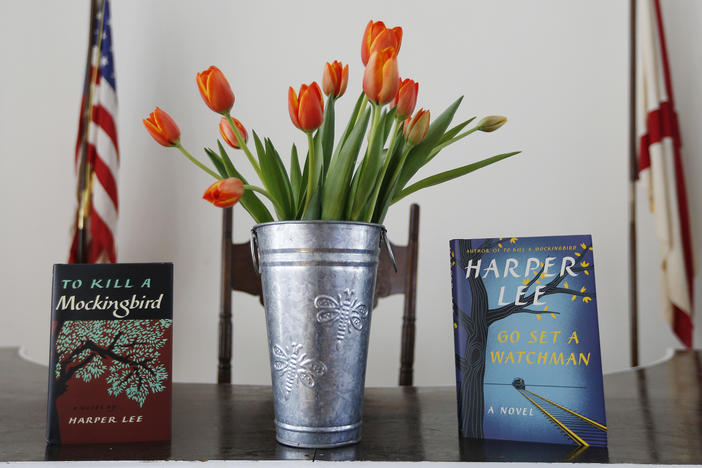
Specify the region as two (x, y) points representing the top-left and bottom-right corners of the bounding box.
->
(439, 117), (476, 145)
(204, 147), (228, 179)
(257, 133), (294, 219)
(216, 140), (238, 179)
(392, 151), (521, 204)
(297, 157), (309, 218)
(302, 188), (321, 219)
(350, 105), (389, 219)
(395, 97), (464, 194)
(339, 93), (367, 149)
(320, 96), (336, 177)
(321, 107), (371, 220)
(344, 164), (362, 219)
(290, 144), (302, 212)
(209, 152), (274, 224)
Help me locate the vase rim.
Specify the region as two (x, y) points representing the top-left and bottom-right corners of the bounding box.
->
(251, 220), (386, 232)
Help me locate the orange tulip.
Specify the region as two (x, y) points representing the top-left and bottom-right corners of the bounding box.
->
(361, 20), (402, 66)
(196, 66), (235, 114)
(403, 109), (430, 145)
(288, 82), (324, 132)
(322, 61), (349, 98)
(143, 107), (181, 147)
(202, 177), (244, 208)
(219, 117), (248, 149)
(363, 47), (399, 105)
(389, 78), (418, 119)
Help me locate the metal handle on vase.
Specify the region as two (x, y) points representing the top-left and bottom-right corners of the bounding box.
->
(250, 230), (261, 275)
(381, 229), (398, 272)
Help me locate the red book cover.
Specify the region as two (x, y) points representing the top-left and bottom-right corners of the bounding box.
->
(46, 263), (173, 444)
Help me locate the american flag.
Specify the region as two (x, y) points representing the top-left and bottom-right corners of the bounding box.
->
(637, 0), (694, 346)
(69, 0), (119, 263)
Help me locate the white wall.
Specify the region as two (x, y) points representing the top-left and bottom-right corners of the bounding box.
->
(1, 0), (700, 385)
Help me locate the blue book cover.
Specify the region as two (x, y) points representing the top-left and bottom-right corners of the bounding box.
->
(449, 235), (607, 447)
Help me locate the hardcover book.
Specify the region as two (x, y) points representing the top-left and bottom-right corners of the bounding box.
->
(46, 263), (173, 444)
(450, 235), (606, 447)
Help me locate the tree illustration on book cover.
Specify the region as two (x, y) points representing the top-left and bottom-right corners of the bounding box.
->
(53, 320), (171, 405)
(449, 235), (607, 447)
(48, 319), (172, 443)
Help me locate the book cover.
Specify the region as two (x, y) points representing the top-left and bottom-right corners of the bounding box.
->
(450, 235), (606, 447)
(46, 263), (173, 444)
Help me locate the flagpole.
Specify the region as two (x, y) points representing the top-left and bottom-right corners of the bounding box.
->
(628, 0), (640, 367)
(74, 0), (105, 263)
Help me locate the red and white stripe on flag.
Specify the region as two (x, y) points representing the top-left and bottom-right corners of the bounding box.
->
(636, 0), (694, 347)
(69, 0), (119, 264)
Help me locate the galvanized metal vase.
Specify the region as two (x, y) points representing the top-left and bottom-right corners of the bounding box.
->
(251, 221), (393, 448)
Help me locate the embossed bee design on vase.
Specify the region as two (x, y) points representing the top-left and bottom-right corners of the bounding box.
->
(271, 343), (327, 399)
(315, 289), (369, 348)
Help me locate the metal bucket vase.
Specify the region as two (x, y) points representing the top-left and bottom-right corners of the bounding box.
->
(251, 221), (393, 448)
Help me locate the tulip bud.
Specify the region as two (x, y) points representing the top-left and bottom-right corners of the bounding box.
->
(202, 177), (244, 208)
(322, 61), (349, 98)
(478, 115), (507, 132)
(196, 66), (235, 114)
(143, 107), (181, 147)
(219, 117), (248, 149)
(361, 20), (403, 66)
(403, 109), (430, 145)
(389, 78), (418, 119)
(288, 82), (324, 132)
(363, 47), (399, 105)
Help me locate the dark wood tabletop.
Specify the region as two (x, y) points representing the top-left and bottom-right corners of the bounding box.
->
(1, 347), (701, 463)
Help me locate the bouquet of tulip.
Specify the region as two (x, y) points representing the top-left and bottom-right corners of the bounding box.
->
(143, 20), (519, 224)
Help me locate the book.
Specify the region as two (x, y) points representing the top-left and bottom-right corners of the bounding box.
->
(449, 235), (606, 447)
(46, 263), (173, 444)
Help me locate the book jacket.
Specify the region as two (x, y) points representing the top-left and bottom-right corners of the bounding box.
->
(46, 263), (173, 444)
(450, 235), (607, 447)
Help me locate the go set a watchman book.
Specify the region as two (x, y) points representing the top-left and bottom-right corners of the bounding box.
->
(450, 235), (607, 447)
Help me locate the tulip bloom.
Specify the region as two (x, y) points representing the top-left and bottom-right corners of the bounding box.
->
(389, 78), (418, 119)
(363, 47), (399, 105)
(322, 61), (349, 98)
(219, 117), (248, 149)
(196, 66), (235, 114)
(361, 20), (402, 66)
(403, 109), (430, 145)
(478, 115), (508, 132)
(202, 177), (244, 208)
(288, 82), (324, 132)
(143, 107), (181, 147)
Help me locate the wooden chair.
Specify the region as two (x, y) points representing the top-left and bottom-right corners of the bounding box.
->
(217, 204), (420, 386)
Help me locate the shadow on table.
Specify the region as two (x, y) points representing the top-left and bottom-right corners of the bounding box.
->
(45, 441), (171, 461)
(458, 438), (609, 463)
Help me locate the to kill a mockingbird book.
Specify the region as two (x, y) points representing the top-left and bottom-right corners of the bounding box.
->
(46, 263), (173, 444)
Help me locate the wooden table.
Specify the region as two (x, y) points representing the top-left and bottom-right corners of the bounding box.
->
(1, 347), (701, 464)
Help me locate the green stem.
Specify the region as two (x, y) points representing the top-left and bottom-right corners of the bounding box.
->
(363, 119), (401, 222)
(438, 126), (479, 152)
(354, 95), (369, 127)
(243, 184), (271, 198)
(422, 127), (481, 169)
(225, 114), (263, 181)
(175, 142), (222, 179)
(304, 131), (316, 210)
